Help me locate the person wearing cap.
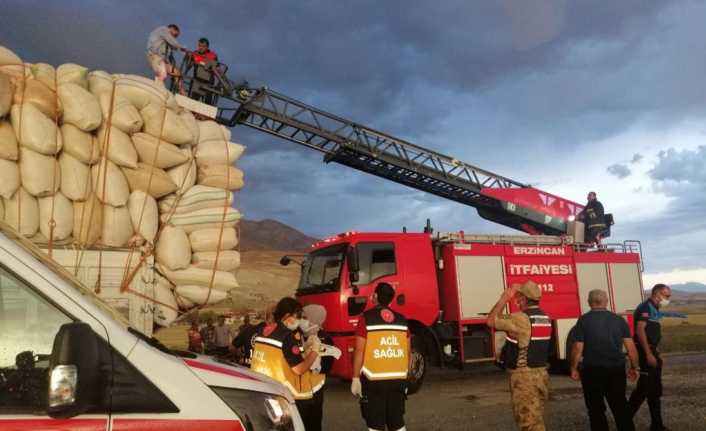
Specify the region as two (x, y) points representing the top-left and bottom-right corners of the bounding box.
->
(352, 282), (410, 431)
(487, 280), (552, 431)
(628, 284), (682, 431)
(570, 289), (640, 431)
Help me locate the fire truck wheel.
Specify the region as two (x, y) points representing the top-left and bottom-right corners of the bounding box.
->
(406, 335), (427, 395)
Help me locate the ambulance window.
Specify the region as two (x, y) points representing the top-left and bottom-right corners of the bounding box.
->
(0, 265), (72, 414)
(356, 242), (396, 285)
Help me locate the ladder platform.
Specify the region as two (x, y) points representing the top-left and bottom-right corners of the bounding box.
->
(175, 94), (218, 119)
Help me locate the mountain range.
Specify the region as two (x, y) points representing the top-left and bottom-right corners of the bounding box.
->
(239, 219), (319, 252)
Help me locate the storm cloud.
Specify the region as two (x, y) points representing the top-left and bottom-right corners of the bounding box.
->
(2, 0), (705, 276)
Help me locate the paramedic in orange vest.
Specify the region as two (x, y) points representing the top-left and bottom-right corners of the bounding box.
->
(250, 297), (320, 429)
(487, 280), (552, 431)
(351, 282), (410, 431)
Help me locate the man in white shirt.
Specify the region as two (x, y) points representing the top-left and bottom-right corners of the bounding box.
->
(146, 24), (188, 84)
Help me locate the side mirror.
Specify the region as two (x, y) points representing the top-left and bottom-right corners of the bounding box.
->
(47, 322), (102, 419)
(347, 247), (359, 284)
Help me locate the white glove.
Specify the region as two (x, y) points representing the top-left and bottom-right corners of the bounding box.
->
(305, 335), (321, 353)
(319, 343), (342, 360)
(351, 377), (362, 398)
(310, 355), (322, 373)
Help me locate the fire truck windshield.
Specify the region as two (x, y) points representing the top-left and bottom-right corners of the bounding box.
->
(298, 243), (348, 294)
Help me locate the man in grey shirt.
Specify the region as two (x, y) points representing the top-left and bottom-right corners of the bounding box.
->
(146, 24), (188, 84)
(571, 289), (640, 431)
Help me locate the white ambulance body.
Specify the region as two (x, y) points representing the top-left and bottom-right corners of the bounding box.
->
(0, 222), (304, 430)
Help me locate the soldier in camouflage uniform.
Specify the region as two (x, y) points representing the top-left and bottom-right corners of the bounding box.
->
(488, 281), (552, 431)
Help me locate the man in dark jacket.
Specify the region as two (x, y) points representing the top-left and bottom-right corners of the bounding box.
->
(579, 191), (606, 244)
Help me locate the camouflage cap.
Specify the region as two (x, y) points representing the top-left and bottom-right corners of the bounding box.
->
(513, 280), (541, 301)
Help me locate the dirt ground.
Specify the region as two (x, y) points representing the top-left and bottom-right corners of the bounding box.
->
(320, 353), (706, 431)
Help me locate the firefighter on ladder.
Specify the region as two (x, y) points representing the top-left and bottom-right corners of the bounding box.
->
(351, 282), (410, 431)
(488, 280), (552, 431)
(578, 191), (607, 245)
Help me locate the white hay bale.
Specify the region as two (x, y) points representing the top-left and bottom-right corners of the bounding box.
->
(19, 147), (61, 197)
(91, 159), (130, 207)
(195, 141), (245, 166)
(0, 73), (12, 117)
(159, 185), (232, 214)
(12, 78), (62, 118)
(197, 165), (244, 191)
(102, 204), (133, 247)
(127, 190), (158, 245)
(57, 63), (88, 89)
(73, 193), (102, 246)
(160, 206), (241, 233)
(198, 120), (231, 142)
(121, 163), (177, 199)
(30, 63), (56, 91)
(157, 264), (238, 291)
(3, 187), (39, 236)
(37, 192), (73, 241)
(96, 125), (138, 168)
(0, 45), (24, 79)
(59, 152), (91, 201)
(87, 70), (114, 96)
(97, 91), (143, 134)
(11, 103), (62, 155)
(61, 123), (100, 164)
(132, 132), (190, 168)
(58, 82), (102, 131)
(166, 158), (196, 195)
(192, 250), (241, 272)
(155, 225), (191, 271)
(140, 102), (194, 146)
(0, 158), (20, 199)
(0, 119), (18, 160)
(189, 227), (238, 252)
(114, 74), (170, 110)
(175, 285), (228, 306)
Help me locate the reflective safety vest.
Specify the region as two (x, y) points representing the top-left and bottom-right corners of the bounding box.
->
(251, 326), (315, 400)
(310, 370), (326, 394)
(502, 307), (552, 369)
(361, 306), (409, 381)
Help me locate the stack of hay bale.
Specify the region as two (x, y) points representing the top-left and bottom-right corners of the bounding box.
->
(0, 45), (244, 327)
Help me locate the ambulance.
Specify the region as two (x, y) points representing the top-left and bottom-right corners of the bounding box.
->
(0, 221), (304, 431)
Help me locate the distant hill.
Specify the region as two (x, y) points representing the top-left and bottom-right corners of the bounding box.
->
(240, 219), (319, 252)
(671, 282), (706, 293)
(644, 282), (706, 301)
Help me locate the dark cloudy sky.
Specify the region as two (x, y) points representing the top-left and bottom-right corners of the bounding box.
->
(2, 0), (705, 283)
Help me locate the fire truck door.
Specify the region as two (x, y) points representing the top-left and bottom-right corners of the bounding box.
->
(455, 255), (506, 319)
(609, 263), (643, 314)
(576, 263), (613, 313)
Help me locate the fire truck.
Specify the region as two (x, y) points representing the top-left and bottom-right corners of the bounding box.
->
(171, 64), (646, 393)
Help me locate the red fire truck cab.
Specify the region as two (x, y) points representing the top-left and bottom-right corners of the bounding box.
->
(293, 230), (644, 392)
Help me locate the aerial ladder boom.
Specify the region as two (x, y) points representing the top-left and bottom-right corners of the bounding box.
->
(176, 82), (584, 236)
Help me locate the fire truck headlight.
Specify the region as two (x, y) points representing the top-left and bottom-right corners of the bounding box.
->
(212, 387), (294, 430)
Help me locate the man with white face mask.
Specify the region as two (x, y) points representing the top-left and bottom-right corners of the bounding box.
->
(629, 284), (680, 431)
(250, 297), (320, 427)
